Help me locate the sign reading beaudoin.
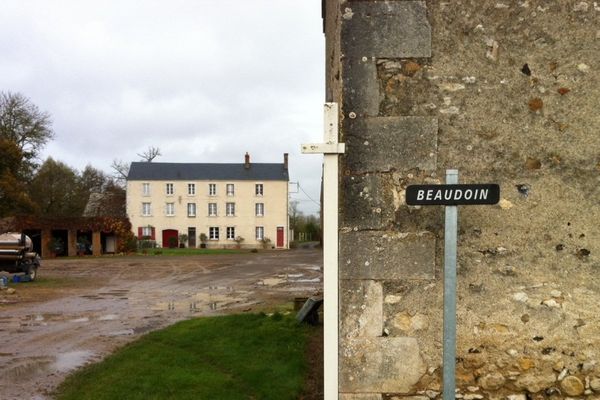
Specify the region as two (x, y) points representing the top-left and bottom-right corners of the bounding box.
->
(405, 184), (500, 206)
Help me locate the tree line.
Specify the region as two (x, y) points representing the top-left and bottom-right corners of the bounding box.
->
(0, 91), (124, 218)
(288, 200), (321, 243)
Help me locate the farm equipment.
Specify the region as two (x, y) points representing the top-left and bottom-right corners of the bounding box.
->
(0, 232), (40, 281)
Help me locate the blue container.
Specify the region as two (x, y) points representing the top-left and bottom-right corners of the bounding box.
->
(0, 276), (7, 288)
(12, 275), (20, 283)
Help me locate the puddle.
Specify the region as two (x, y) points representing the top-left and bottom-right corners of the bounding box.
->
(287, 274), (304, 278)
(260, 278), (286, 286)
(291, 263), (322, 270)
(70, 317), (89, 323)
(53, 350), (95, 373)
(291, 278), (321, 283)
(2, 357), (53, 379)
(98, 314), (119, 321)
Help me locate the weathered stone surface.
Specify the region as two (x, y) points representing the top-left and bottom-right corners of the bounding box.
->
(590, 377), (600, 392)
(342, 174), (394, 229)
(341, 1), (431, 58)
(344, 117), (438, 172)
(341, 280), (383, 339)
(340, 337), (425, 393)
(343, 59), (379, 117)
(479, 372), (506, 391)
(390, 311), (429, 335)
(339, 394), (382, 400)
(378, 59), (436, 117)
(340, 231), (435, 280)
(515, 372), (556, 393)
(389, 396), (429, 400)
(560, 375), (585, 396)
(331, 0), (600, 397)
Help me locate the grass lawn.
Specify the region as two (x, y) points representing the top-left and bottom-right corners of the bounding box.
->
(54, 314), (314, 400)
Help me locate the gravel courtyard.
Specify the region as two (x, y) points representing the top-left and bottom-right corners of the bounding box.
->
(0, 248), (322, 400)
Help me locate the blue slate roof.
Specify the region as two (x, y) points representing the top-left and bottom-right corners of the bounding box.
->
(127, 162), (289, 181)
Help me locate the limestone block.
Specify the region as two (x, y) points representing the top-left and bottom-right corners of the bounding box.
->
(343, 59), (379, 117)
(341, 1), (431, 58)
(341, 280), (383, 339)
(342, 174), (395, 230)
(344, 117), (438, 173)
(340, 231), (435, 280)
(340, 337), (425, 393)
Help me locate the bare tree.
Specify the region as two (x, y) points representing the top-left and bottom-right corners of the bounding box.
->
(110, 159), (130, 183)
(137, 146), (161, 162)
(112, 146), (161, 186)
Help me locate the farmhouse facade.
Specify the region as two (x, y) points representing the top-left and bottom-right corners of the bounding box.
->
(126, 153), (289, 249)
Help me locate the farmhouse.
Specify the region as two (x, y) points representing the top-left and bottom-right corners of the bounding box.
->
(126, 153), (289, 249)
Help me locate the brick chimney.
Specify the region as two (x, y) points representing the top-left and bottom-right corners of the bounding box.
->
(284, 153), (289, 171)
(244, 152), (250, 169)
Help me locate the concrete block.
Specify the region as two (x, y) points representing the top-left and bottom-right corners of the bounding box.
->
(342, 59), (379, 117)
(340, 337), (425, 393)
(344, 116), (438, 173)
(341, 1), (431, 59)
(340, 231), (435, 280)
(342, 174), (394, 230)
(341, 280), (383, 339)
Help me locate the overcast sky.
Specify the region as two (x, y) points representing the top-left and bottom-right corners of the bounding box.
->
(0, 1), (325, 215)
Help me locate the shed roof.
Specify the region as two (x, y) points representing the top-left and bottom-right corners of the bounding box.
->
(127, 162), (289, 181)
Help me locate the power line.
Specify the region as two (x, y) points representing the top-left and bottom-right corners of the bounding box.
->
(297, 182), (320, 207)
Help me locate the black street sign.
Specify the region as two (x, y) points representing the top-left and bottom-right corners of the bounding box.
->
(405, 184), (500, 206)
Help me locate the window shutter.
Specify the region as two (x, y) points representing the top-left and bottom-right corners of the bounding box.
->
(151, 227), (156, 240)
(138, 227), (143, 239)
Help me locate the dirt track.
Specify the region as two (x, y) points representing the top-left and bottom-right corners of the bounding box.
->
(0, 248), (322, 400)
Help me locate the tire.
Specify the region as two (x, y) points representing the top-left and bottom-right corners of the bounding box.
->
(25, 264), (38, 282)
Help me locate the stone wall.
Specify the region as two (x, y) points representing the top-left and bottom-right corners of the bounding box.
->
(327, 1), (600, 399)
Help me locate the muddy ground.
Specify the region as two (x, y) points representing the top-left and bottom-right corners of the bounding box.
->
(0, 248), (322, 400)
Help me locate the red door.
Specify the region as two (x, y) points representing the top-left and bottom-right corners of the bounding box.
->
(162, 229), (178, 248)
(276, 227), (284, 248)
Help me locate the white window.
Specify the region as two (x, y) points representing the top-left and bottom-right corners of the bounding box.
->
(142, 202), (151, 216)
(227, 227), (235, 240)
(255, 183), (263, 196)
(142, 183), (150, 196)
(226, 183), (235, 196)
(142, 226), (152, 237)
(255, 203), (264, 216)
(209, 227), (219, 240)
(166, 202), (175, 216)
(166, 183), (174, 195)
(188, 183), (196, 196)
(255, 226), (264, 241)
(208, 203), (217, 216)
(226, 202), (235, 216)
(187, 203), (196, 217)
(209, 183), (216, 196)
